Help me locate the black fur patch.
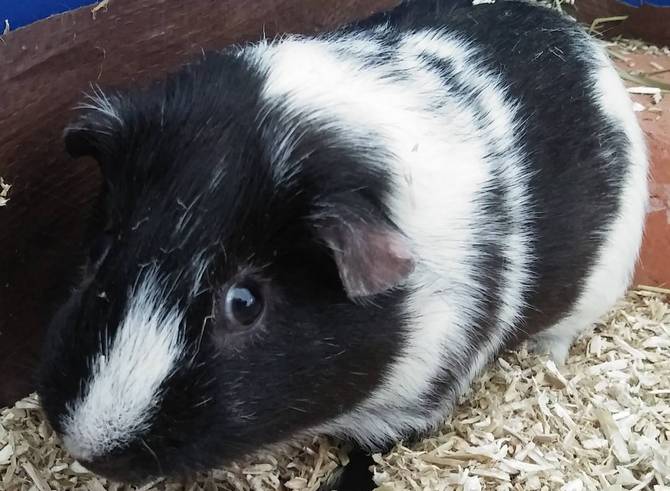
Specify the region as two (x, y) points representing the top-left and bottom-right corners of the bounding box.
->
(40, 52), (409, 482)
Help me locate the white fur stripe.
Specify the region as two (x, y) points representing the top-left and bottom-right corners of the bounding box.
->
(61, 269), (185, 461)
(250, 29), (532, 445)
(400, 31), (534, 382)
(74, 85), (123, 126)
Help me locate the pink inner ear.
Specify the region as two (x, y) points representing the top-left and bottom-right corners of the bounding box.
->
(324, 224), (415, 299)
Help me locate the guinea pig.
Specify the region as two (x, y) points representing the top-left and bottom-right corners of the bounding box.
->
(38, 0), (648, 486)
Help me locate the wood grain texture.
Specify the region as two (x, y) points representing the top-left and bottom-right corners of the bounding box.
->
(573, 0), (670, 46)
(628, 55), (670, 288)
(0, 0), (399, 407)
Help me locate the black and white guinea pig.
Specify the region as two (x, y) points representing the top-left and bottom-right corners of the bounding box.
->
(38, 0), (648, 486)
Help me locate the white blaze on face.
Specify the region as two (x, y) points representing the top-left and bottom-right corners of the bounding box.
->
(61, 270), (186, 461)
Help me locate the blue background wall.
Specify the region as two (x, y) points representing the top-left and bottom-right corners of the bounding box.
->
(620, 0), (670, 5)
(0, 1), (95, 30)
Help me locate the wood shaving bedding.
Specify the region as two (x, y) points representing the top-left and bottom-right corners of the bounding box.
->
(0, 178), (11, 207)
(2, 289), (669, 490)
(372, 289), (670, 491)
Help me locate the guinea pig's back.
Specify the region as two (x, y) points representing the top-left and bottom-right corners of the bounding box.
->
(421, 1), (649, 356)
(394, 0), (648, 357)
(372, 1), (648, 338)
(244, 0), (647, 441)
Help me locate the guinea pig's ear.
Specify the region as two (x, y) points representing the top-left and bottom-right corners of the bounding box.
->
(317, 218), (415, 299)
(63, 91), (124, 164)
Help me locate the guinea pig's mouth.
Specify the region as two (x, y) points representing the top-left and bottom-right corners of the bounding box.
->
(74, 456), (158, 485)
(75, 455), (192, 486)
(69, 439), (209, 486)
(62, 438), (177, 485)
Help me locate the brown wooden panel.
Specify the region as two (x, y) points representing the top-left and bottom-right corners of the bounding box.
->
(629, 56), (670, 288)
(573, 0), (670, 46)
(0, 0), (400, 408)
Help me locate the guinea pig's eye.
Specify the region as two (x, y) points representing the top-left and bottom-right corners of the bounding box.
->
(224, 280), (264, 327)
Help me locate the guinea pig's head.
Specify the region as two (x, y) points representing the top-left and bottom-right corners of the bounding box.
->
(38, 54), (414, 484)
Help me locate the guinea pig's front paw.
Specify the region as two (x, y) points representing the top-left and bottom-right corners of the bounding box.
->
(526, 333), (573, 365)
(319, 447), (377, 491)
